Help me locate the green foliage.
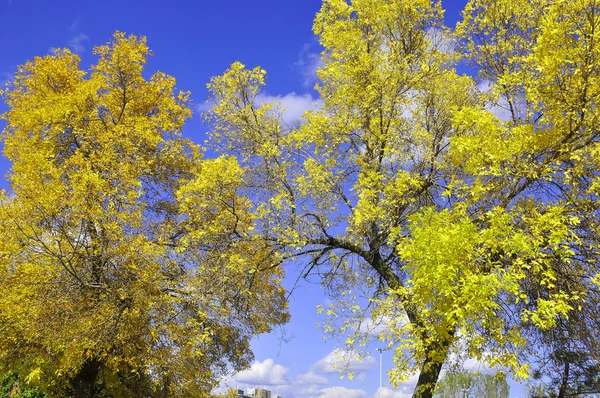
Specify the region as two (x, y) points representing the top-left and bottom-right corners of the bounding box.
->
(1, 372), (46, 398)
(434, 371), (509, 398)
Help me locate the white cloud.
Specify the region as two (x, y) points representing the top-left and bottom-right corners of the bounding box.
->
(215, 353), (419, 398)
(234, 358), (291, 386)
(445, 335), (499, 376)
(313, 348), (376, 376)
(373, 386), (413, 398)
(358, 315), (408, 336)
(460, 355), (496, 375)
(358, 317), (389, 336)
(477, 80), (515, 121)
(256, 92), (320, 125)
(319, 386), (369, 398)
(295, 42), (324, 89)
(295, 370), (329, 386)
(426, 26), (456, 55)
(70, 14), (81, 32)
(197, 92), (321, 126)
(293, 383), (322, 397)
(258, 371), (328, 397)
(195, 101), (213, 114)
(399, 372), (420, 388)
(68, 33), (89, 54)
(215, 359), (293, 397)
(371, 372), (419, 398)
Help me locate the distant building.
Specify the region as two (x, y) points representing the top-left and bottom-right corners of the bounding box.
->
(254, 388), (271, 398)
(234, 388), (280, 398)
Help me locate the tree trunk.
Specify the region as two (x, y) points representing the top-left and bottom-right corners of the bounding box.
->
(71, 358), (102, 398)
(412, 337), (452, 398)
(557, 360), (570, 398)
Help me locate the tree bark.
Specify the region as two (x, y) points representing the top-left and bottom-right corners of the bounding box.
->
(412, 336), (453, 398)
(71, 358), (102, 398)
(557, 360), (570, 398)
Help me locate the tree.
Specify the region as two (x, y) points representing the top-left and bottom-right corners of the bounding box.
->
(210, 388), (242, 398)
(0, 32), (288, 397)
(458, 0), (600, 396)
(525, 302), (600, 398)
(434, 371), (509, 398)
(527, 377), (600, 398)
(205, 0), (600, 397)
(1, 371), (45, 398)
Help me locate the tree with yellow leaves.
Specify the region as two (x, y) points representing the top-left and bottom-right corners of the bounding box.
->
(0, 33), (288, 398)
(205, 0), (600, 397)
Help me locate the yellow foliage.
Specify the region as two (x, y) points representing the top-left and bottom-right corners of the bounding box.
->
(201, 0), (600, 396)
(0, 32), (288, 397)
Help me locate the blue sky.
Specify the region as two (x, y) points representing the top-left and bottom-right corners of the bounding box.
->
(0, 1), (530, 397)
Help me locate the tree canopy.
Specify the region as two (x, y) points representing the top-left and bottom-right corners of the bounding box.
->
(0, 33), (288, 397)
(205, 0), (600, 397)
(433, 371), (509, 398)
(2, 0), (600, 397)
